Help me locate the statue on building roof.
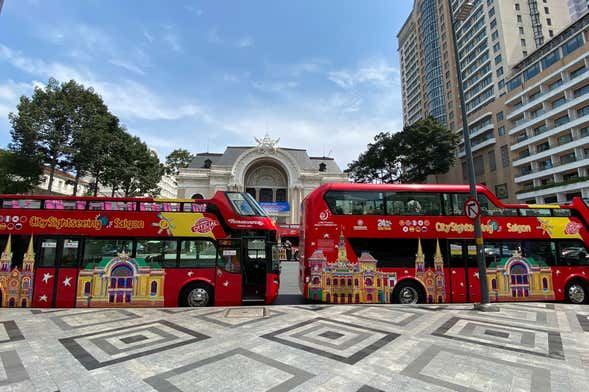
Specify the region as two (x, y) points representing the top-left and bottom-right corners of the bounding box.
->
(255, 134), (280, 154)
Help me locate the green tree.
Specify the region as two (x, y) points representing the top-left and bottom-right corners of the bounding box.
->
(66, 83), (112, 195)
(86, 115), (123, 196)
(0, 149), (42, 193)
(103, 130), (164, 197)
(346, 117), (459, 183)
(165, 148), (193, 176)
(8, 78), (111, 193)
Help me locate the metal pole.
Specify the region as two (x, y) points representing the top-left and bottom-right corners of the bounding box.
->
(447, 0), (497, 311)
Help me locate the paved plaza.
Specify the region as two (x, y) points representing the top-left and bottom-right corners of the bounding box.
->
(0, 300), (588, 392)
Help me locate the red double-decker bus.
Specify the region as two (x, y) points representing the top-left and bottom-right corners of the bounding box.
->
(0, 191), (280, 308)
(300, 183), (589, 305)
(277, 224), (300, 261)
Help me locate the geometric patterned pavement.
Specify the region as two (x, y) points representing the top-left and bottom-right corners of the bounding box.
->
(0, 303), (588, 391)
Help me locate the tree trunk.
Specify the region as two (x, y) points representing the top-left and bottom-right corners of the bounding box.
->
(111, 187), (116, 197)
(93, 178), (99, 197)
(47, 163), (56, 192)
(72, 172), (80, 196)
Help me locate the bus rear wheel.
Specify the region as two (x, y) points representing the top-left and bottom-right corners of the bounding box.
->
(180, 282), (213, 307)
(392, 281), (425, 304)
(565, 279), (589, 304)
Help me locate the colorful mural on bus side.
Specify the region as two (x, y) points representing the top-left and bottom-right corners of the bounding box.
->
(305, 223), (565, 304)
(0, 235), (35, 308)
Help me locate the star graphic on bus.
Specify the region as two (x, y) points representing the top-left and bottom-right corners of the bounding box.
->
(39, 294), (47, 302)
(536, 218), (553, 236)
(42, 273), (53, 283)
(152, 213), (175, 236)
(63, 276), (72, 287)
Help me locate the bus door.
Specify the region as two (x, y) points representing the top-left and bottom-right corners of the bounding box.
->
(33, 237), (80, 307)
(215, 239), (243, 306)
(448, 240), (478, 303)
(242, 238), (267, 301)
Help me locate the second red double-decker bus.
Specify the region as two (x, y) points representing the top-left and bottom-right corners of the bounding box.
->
(0, 191), (280, 308)
(300, 183), (589, 305)
(277, 224), (300, 261)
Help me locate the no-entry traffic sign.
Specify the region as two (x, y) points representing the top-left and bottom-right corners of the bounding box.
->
(464, 197), (480, 220)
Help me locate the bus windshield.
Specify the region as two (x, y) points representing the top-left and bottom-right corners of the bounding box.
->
(226, 192), (268, 216)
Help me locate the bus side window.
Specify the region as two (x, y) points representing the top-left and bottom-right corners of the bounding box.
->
(448, 241), (464, 268)
(484, 240), (502, 266)
(82, 239), (132, 266)
(558, 240), (589, 266)
(179, 239), (217, 268)
(218, 245), (241, 273)
(39, 238), (58, 267)
(136, 239), (177, 267)
(522, 240), (557, 266)
(60, 239), (80, 268)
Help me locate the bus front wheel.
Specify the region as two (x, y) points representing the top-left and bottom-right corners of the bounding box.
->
(565, 279), (589, 304)
(392, 281), (425, 304)
(180, 282), (213, 307)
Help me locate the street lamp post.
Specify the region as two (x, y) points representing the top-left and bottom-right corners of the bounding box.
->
(447, 0), (498, 311)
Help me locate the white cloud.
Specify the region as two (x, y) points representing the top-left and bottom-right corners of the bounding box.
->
(236, 36), (254, 48)
(221, 113), (402, 167)
(184, 5), (203, 16)
(328, 58), (398, 89)
(207, 28), (223, 44)
(252, 80), (298, 93)
(163, 34), (182, 52)
(108, 59), (145, 75)
(143, 30), (154, 43)
(284, 59), (329, 77)
(207, 29), (254, 48)
(0, 44), (88, 82)
(0, 45), (206, 122)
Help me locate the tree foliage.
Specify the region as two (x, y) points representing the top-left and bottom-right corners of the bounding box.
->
(346, 117), (459, 183)
(103, 130), (164, 197)
(165, 149), (193, 176)
(5, 78), (165, 196)
(0, 149), (42, 194)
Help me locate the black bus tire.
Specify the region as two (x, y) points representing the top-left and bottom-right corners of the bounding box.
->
(565, 279), (589, 304)
(180, 282), (213, 307)
(392, 280), (425, 304)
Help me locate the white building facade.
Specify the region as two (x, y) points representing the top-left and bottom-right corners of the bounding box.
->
(177, 136), (349, 224)
(506, 14), (589, 203)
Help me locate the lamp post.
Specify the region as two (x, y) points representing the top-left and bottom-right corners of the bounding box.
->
(447, 0), (498, 311)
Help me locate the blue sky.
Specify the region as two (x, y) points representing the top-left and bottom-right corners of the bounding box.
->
(0, 0), (413, 168)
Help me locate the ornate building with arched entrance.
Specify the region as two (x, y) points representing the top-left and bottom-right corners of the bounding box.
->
(177, 135), (348, 224)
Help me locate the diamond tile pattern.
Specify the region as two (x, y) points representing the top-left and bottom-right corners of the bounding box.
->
(1, 303), (588, 392)
(261, 317), (399, 364)
(60, 320), (209, 370)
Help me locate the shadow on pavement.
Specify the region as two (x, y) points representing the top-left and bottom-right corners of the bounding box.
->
(273, 294), (306, 305)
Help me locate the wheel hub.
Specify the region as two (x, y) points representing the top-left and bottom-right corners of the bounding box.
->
(399, 286), (418, 304)
(187, 288), (209, 307)
(568, 284), (585, 304)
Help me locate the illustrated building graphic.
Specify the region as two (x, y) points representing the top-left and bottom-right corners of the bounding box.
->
(0, 235), (35, 308)
(414, 238), (446, 304)
(307, 231), (396, 304)
(486, 250), (555, 301)
(76, 252), (165, 307)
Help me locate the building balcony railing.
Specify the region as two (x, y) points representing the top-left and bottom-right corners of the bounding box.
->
(515, 177), (589, 200)
(509, 91), (589, 135)
(514, 157), (589, 183)
(512, 134), (589, 167)
(458, 137), (496, 157)
(507, 65), (589, 120)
